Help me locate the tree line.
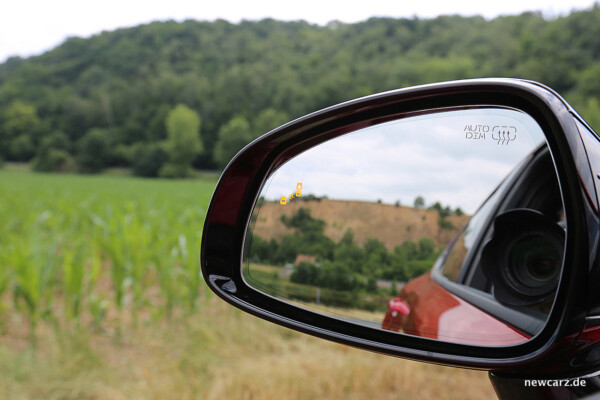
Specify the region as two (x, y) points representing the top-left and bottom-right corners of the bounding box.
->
(250, 207), (440, 293)
(2, 7), (600, 175)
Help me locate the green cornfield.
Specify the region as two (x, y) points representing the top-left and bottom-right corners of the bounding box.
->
(0, 169), (215, 341)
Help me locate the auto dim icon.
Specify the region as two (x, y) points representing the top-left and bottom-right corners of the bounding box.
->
(464, 124), (517, 145)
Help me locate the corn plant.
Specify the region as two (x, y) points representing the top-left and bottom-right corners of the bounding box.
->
(1, 170), (217, 342)
(61, 243), (85, 323)
(10, 235), (56, 346)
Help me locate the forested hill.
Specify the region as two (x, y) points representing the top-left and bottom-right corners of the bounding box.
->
(2, 7), (600, 175)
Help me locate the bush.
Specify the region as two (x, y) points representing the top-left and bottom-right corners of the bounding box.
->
(10, 135), (35, 161)
(132, 144), (167, 177)
(76, 128), (110, 173)
(158, 162), (188, 179)
(290, 262), (320, 286)
(31, 149), (74, 172)
(30, 131), (74, 172)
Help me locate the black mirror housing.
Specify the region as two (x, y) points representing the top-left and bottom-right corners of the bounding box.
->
(201, 79), (600, 374)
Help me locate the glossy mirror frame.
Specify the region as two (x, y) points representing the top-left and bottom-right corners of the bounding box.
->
(201, 79), (600, 373)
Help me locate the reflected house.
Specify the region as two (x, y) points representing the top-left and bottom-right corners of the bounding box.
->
(294, 254), (317, 267)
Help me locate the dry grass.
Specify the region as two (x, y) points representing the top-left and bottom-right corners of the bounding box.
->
(0, 297), (495, 400)
(254, 199), (470, 251)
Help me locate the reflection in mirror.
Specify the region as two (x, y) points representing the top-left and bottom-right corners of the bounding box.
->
(242, 108), (565, 347)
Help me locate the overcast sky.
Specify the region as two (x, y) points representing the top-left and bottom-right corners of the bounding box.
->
(260, 108), (546, 214)
(1, 0), (597, 63)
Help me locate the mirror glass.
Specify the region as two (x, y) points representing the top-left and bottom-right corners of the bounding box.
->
(242, 107), (565, 346)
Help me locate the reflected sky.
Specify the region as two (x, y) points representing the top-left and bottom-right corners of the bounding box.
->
(260, 108), (546, 214)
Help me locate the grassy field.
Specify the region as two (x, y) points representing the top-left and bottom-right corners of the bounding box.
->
(0, 169), (495, 399)
(245, 263), (390, 323)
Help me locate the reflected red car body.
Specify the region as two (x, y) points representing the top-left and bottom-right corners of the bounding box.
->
(382, 273), (530, 346)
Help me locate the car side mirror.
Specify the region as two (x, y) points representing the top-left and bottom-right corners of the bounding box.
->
(201, 79), (600, 373)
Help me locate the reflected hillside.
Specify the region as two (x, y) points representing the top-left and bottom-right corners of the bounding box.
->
(244, 198), (471, 317)
(253, 198), (469, 251)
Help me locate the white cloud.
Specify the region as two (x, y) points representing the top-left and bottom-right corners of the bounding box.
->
(260, 108), (547, 213)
